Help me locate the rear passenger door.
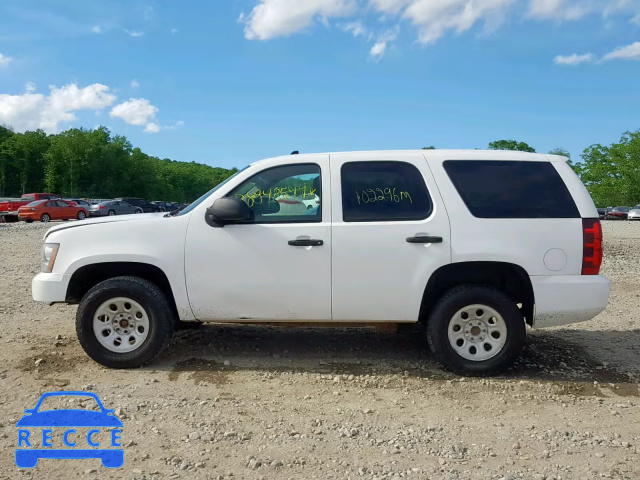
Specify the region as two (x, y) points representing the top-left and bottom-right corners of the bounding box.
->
(330, 152), (451, 322)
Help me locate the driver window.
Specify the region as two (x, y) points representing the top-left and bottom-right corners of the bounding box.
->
(227, 163), (322, 223)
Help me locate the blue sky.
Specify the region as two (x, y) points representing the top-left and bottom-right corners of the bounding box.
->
(0, 0), (639, 169)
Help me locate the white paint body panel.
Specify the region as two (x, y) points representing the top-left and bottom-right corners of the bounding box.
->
(184, 154), (332, 321)
(32, 149), (610, 329)
(329, 151), (451, 321)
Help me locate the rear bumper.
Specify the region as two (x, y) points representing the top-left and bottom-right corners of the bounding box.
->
(532, 275), (610, 328)
(32, 272), (71, 303)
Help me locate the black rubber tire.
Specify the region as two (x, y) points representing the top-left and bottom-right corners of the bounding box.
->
(108, 209), (116, 216)
(426, 285), (526, 377)
(24, 220), (33, 224)
(77, 211), (86, 220)
(76, 276), (175, 368)
(40, 213), (50, 222)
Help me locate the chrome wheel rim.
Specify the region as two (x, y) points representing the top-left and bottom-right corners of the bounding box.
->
(93, 297), (150, 353)
(78, 212), (85, 220)
(41, 214), (50, 222)
(447, 304), (507, 361)
(108, 210), (115, 216)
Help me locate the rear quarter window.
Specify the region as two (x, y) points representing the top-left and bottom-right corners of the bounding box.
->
(443, 160), (579, 219)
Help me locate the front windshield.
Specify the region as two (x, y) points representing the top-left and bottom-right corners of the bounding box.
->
(175, 166), (248, 216)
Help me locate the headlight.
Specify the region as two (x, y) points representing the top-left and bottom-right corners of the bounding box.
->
(41, 243), (60, 273)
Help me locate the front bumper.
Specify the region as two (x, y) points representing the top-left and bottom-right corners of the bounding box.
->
(32, 272), (71, 303)
(532, 275), (610, 328)
(628, 214), (640, 220)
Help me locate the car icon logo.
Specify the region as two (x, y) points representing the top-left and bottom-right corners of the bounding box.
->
(15, 391), (124, 468)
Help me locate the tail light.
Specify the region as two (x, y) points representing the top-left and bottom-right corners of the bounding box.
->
(582, 218), (603, 275)
(99, 206), (105, 210)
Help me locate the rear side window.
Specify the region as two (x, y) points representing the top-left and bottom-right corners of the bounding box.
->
(341, 161), (432, 222)
(443, 160), (579, 219)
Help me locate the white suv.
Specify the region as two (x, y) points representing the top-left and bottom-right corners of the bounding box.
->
(32, 150), (610, 376)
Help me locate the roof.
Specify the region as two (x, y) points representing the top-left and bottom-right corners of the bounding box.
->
(253, 149), (566, 165)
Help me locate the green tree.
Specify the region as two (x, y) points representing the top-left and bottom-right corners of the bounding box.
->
(422, 146), (436, 150)
(488, 139), (536, 153)
(578, 130), (640, 207)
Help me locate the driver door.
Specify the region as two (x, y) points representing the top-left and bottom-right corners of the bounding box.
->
(185, 155), (331, 321)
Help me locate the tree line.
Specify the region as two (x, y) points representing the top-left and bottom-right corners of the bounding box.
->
(0, 126), (237, 202)
(425, 131), (640, 207)
(1, 124), (637, 207)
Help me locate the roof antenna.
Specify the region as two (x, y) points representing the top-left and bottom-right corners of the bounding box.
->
(291, 150), (299, 155)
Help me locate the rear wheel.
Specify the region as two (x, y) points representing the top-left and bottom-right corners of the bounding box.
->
(426, 285), (526, 376)
(40, 213), (50, 222)
(77, 210), (86, 220)
(108, 209), (116, 216)
(76, 276), (175, 368)
(24, 219), (33, 224)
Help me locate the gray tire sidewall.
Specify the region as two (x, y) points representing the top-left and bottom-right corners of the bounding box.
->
(76, 276), (174, 368)
(427, 285), (526, 376)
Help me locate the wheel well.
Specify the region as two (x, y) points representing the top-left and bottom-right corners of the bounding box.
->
(419, 262), (535, 326)
(66, 262), (178, 316)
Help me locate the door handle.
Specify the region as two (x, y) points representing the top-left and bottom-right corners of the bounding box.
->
(406, 235), (443, 244)
(288, 239), (323, 247)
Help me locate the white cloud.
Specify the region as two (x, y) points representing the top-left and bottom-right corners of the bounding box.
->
(602, 41), (640, 61)
(342, 21), (367, 37)
(92, 25), (102, 34)
(240, 0), (357, 40)
(144, 122), (161, 133)
(398, 0), (515, 44)
(110, 98), (158, 129)
(553, 52), (594, 65)
(125, 29), (144, 37)
(528, 0), (639, 21)
(369, 28), (399, 60)
(0, 53), (13, 67)
(131, 79), (140, 88)
(0, 83), (116, 133)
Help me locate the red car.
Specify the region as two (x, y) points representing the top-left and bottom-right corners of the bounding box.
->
(606, 206), (631, 220)
(18, 200), (88, 223)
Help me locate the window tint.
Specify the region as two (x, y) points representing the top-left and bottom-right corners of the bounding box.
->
(45, 201), (55, 207)
(443, 160), (579, 219)
(228, 164), (321, 223)
(341, 161), (432, 222)
(56, 201), (70, 207)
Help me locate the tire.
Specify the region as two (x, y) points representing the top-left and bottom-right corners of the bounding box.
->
(426, 285), (526, 377)
(108, 209), (116, 216)
(76, 276), (175, 368)
(40, 213), (50, 222)
(77, 211), (86, 220)
(134, 209), (142, 214)
(24, 220), (33, 224)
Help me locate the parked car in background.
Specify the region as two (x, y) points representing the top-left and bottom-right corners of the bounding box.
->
(628, 206), (640, 221)
(0, 193), (60, 222)
(89, 200), (143, 217)
(302, 194), (321, 210)
(88, 198), (114, 205)
(64, 198), (92, 208)
(597, 207), (612, 220)
(151, 201), (180, 212)
(606, 206), (631, 220)
(114, 197), (162, 213)
(18, 200), (88, 223)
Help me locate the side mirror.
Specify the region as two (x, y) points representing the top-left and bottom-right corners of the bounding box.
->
(205, 198), (252, 227)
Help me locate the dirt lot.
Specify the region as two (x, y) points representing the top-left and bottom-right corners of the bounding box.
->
(0, 220), (638, 480)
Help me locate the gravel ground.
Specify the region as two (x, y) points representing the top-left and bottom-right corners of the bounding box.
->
(0, 220), (638, 480)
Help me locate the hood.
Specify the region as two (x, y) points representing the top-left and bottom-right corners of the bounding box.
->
(44, 212), (166, 240)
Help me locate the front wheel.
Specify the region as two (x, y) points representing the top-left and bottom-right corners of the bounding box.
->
(426, 285), (526, 376)
(76, 276), (175, 368)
